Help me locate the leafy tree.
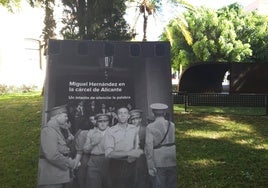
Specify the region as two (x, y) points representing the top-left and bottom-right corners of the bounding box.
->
(247, 14), (268, 62)
(61, 0), (134, 40)
(217, 3), (268, 62)
(0, 0), (20, 12)
(162, 3), (265, 71)
(41, 0), (56, 54)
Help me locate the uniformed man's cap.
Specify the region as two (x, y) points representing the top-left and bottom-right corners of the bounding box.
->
(130, 109), (143, 120)
(150, 103), (168, 112)
(95, 114), (109, 121)
(46, 105), (67, 118)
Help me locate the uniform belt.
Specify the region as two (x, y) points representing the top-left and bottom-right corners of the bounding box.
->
(153, 142), (175, 149)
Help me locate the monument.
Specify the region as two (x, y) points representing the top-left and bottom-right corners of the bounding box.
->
(37, 40), (177, 188)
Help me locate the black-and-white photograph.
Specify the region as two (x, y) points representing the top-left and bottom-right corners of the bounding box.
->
(38, 40), (177, 188)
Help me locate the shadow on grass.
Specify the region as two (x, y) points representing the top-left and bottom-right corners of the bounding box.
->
(174, 104), (267, 116)
(177, 137), (268, 187)
(174, 112), (268, 187)
(227, 115), (268, 139)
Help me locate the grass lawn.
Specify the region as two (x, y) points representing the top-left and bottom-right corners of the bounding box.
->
(0, 93), (267, 187)
(0, 93), (42, 188)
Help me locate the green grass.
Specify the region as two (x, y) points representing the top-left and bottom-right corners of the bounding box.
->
(0, 92), (42, 188)
(174, 107), (268, 187)
(174, 104), (267, 116)
(0, 93), (267, 187)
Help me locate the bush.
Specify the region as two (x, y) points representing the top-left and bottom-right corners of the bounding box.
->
(172, 84), (178, 92)
(0, 84), (9, 95)
(20, 85), (38, 93)
(0, 84), (39, 95)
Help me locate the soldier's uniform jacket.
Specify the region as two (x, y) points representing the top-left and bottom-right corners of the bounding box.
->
(138, 125), (146, 150)
(38, 118), (75, 185)
(145, 117), (176, 170)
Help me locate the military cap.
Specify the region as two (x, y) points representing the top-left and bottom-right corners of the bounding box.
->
(129, 109), (143, 120)
(95, 113), (110, 121)
(46, 105), (67, 118)
(150, 103), (168, 111)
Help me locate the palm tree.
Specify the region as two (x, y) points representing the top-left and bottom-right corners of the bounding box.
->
(165, 14), (193, 46)
(128, 0), (194, 42)
(164, 0), (195, 79)
(139, 0), (159, 41)
(128, 0), (160, 41)
(165, 0), (194, 45)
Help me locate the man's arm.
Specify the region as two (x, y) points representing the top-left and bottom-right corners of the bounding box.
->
(104, 128), (143, 158)
(41, 127), (76, 170)
(145, 127), (157, 176)
(106, 150), (129, 158)
(83, 130), (94, 153)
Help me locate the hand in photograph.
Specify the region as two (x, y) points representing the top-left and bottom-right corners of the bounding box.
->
(90, 134), (102, 146)
(148, 168), (157, 177)
(67, 133), (74, 141)
(127, 156), (136, 163)
(75, 161), (81, 169)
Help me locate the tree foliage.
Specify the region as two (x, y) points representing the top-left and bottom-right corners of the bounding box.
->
(0, 0), (20, 12)
(162, 3), (268, 70)
(61, 0), (134, 40)
(41, 0), (56, 54)
(128, 0), (193, 42)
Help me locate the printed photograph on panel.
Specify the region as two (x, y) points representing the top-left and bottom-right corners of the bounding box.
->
(37, 40), (177, 188)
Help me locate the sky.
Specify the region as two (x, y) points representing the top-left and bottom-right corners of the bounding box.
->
(187, 0), (253, 9)
(0, 0), (254, 40)
(0, 0), (255, 41)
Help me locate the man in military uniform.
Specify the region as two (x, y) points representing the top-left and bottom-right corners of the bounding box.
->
(83, 113), (110, 188)
(145, 103), (177, 188)
(129, 109), (151, 188)
(38, 105), (79, 188)
(105, 107), (143, 188)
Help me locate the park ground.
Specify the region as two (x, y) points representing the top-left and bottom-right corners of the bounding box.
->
(0, 92), (267, 187)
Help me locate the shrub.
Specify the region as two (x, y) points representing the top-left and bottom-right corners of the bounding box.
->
(0, 84), (40, 95)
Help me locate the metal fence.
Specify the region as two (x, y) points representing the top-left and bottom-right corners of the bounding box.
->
(172, 92), (268, 115)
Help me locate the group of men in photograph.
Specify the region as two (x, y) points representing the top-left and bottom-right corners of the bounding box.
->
(38, 102), (177, 188)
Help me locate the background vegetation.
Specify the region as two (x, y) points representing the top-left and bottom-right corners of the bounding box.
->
(0, 93), (267, 187)
(0, 84), (38, 95)
(162, 3), (268, 70)
(1, 1), (268, 187)
(2, 1), (268, 70)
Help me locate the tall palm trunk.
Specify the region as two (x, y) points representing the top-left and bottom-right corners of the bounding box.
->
(143, 8), (148, 41)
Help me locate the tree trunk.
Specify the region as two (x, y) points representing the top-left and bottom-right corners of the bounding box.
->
(77, 0), (86, 39)
(143, 9), (148, 41)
